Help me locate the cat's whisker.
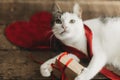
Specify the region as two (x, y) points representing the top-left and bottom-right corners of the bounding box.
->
(45, 31), (53, 36)
(43, 30), (57, 49)
(47, 30), (52, 34)
(49, 33), (55, 49)
(52, 29), (58, 32)
(53, 29), (63, 34)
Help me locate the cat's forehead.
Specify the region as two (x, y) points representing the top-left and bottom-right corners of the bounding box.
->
(61, 12), (77, 19)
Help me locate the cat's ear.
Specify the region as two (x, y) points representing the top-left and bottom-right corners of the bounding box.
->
(73, 3), (82, 18)
(52, 3), (62, 15)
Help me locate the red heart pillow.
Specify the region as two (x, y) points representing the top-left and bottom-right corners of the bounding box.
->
(5, 11), (54, 50)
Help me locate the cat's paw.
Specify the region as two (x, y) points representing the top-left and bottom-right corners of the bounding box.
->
(40, 62), (52, 77)
(75, 68), (90, 80)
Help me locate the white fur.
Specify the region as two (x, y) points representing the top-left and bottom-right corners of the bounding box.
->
(73, 3), (81, 17)
(40, 3), (120, 80)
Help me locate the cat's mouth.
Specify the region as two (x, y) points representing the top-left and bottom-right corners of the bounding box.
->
(60, 29), (68, 35)
(60, 31), (66, 35)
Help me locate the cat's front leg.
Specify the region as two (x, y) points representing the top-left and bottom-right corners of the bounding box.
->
(40, 57), (56, 77)
(75, 53), (107, 80)
(40, 54), (62, 77)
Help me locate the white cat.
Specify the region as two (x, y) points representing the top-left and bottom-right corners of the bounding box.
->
(40, 3), (120, 80)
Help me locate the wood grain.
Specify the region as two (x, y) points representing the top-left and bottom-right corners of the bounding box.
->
(0, 50), (57, 80)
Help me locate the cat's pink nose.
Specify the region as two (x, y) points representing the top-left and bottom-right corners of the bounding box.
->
(62, 25), (67, 30)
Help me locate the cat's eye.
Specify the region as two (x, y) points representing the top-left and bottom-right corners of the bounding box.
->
(70, 19), (75, 23)
(55, 19), (62, 24)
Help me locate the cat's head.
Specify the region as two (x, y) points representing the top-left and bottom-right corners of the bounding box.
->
(52, 3), (84, 41)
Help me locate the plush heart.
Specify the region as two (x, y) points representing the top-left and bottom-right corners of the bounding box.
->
(5, 11), (54, 50)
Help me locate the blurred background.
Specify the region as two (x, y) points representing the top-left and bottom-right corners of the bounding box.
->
(1, 0), (120, 24)
(0, 0), (120, 80)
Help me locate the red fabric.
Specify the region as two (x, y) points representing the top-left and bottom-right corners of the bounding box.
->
(5, 11), (120, 79)
(84, 24), (93, 58)
(5, 12), (53, 50)
(101, 67), (120, 80)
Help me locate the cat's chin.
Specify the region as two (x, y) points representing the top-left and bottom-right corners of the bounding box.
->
(58, 32), (73, 40)
(60, 30), (69, 35)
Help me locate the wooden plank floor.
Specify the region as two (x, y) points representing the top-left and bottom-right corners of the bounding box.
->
(0, 50), (56, 80)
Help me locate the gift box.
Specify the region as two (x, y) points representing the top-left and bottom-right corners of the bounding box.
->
(52, 52), (84, 80)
